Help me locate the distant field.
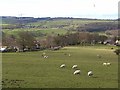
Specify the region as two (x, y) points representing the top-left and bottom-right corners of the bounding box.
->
(28, 19), (114, 26)
(28, 19), (116, 30)
(3, 28), (72, 36)
(1, 24), (16, 26)
(0, 24), (10, 26)
(2, 45), (118, 88)
(2, 19), (117, 39)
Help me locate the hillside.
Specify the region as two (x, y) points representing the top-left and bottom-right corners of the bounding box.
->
(1, 16), (118, 32)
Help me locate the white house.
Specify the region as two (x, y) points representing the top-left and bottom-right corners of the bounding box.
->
(0, 46), (7, 52)
(115, 40), (120, 46)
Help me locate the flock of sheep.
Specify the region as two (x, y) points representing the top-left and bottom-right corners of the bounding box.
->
(60, 64), (93, 77)
(41, 52), (111, 77)
(60, 55), (111, 77)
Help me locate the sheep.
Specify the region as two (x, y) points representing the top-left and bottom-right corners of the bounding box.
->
(68, 54), (71, 57)
(72, 65), (78, 69)
(46, 56), (48, 58)
(43, 56), (46, 58)
(73, 70), (81, 75)
(103, 62), (107, 66)
(60, 64), (65, 68)
(103, 62), (111, 66)
(106, 62), (111, 66)
(88, 71), (93, 77)
(43, 55), (48, 58)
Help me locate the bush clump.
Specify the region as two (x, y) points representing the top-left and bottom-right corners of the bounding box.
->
(114, 49), (120, 55)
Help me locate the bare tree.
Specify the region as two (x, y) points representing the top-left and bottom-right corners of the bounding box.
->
(16, 31), (36, 51)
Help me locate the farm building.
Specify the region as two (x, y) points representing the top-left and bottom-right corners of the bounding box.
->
(103, 39), (115, 45)
(115, 40), (120, 46)
(0, 46), (8, 52)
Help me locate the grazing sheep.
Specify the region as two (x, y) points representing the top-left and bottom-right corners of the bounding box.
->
(60, 64), (65, 68)
(88, 71), (93, 77)
(103, 62), (107, 66)
(106, 62), (111, 66)
(103, 62), (111, 66)
(44, 55), (48, 58)
(68, 54), (71, 57)
(72, 65), (78, 69)
(73, 70), (81, 75)
(46, 56), (48, 58)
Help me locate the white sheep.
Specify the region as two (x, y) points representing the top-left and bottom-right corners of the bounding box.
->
(103, 62), (107, 66)
(106, 62), (111, 66)
(46, 56), (48, 58)
(88, 71), (93, 77)
(73, 70), (81, 75)
(103, 62), (111, 66)
(72, 65), (78, 69)
(44, 55), (48, 58)
(68, 54), (71, 57)
(60, 64), (65, 68)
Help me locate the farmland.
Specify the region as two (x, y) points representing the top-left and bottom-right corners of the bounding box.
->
(2, 18), (118, 43)
(2, 45), (118, 88)
(1, 17), (119, 88)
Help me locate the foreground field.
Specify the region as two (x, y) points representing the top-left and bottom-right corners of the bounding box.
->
(2, 46), (118, 88)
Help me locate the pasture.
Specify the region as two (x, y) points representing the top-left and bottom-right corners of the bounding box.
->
(2, 28), (74, 40)
(2, 45), (118, 88)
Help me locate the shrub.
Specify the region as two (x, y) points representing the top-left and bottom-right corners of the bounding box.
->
(114, 49), (120, 55)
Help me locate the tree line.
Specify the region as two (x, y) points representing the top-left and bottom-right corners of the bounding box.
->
(2, 31), (111, 52)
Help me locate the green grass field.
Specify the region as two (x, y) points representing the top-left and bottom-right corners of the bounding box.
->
(2, 28), (76, 40)
(28, 19), (114, 26)
(2, 45), (118, 88)
(3, 28), (72, 37)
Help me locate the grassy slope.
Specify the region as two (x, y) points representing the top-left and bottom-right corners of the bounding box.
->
(28, 19), (114, 29)
(2, 28), (70, 38)
(2, 19), (116, 38)
(28, 19), (113, 26)
(3, 28), (68, 34)
(2, 45), (118, 88)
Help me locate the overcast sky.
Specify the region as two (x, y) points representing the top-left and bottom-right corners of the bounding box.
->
(0, 0), (119, 19)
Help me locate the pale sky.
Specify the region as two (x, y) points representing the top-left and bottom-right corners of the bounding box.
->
(0, 0), (119, 19)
